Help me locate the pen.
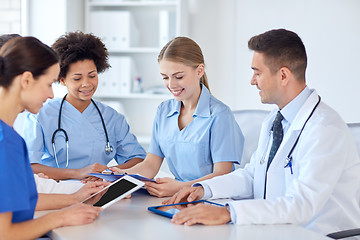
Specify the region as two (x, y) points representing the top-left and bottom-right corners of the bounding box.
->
(102, 168), (114, 174)
(284, 157), (293, 175)
(288, 161), (293, 175)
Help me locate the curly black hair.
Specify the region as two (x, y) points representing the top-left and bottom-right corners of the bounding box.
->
(52, 31), (110, 81)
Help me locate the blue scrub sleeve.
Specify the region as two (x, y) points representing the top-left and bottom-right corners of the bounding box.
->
(22, 113), (47, 164)
(148, 105), (165, 158)
(114, 115), (146, 163)
(210, 108), (244, 164)
(0, 132), (31, 213)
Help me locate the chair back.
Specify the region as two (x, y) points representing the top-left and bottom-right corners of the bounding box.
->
(232, 109), (270, 168)
(347, 123), (360, 155)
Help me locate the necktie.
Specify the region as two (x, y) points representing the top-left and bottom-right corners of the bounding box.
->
(266, 111), (284, 171)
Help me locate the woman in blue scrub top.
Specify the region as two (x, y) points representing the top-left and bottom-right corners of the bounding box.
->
(116, 37), (244, 197)
(23, 32), (146, 181)
(0, 36), (105, 239)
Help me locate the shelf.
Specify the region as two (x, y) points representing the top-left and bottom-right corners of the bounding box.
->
(109, 47), (161, 53)
(86, 0), (186, 148)
(94, 93), (172, 100)
(89, 1), (178, 7)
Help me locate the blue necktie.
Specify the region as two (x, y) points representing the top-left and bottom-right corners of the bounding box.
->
(267, 111), (284, 171)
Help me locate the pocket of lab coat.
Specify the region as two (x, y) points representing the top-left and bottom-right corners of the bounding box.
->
(284, 158), (296, 184)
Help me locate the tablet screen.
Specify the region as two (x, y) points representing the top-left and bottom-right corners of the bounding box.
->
(94, 178), (138, 207)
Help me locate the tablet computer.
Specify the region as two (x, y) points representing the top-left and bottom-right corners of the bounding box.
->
(148, 200), (224, 218)
(82, 175), (144, 208)
(89, 173), (156, 183)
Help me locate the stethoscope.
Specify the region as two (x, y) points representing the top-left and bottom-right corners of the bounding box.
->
(262, 96), (321, 198)
(51, 94), (113, 168)
(260, 96), (322, 174)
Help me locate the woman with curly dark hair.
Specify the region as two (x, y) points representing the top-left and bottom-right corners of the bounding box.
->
(23, 32), (146, 181)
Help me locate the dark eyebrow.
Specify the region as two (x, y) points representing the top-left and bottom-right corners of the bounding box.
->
(251, 67), (259, 71)
(71, 70), (96, 77)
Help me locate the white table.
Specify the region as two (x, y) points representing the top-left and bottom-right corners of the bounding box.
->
(38, 189), (331, 240)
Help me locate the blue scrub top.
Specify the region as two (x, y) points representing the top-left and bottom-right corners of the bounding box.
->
(0, 119), (38, 223)
(22, 98), (146, 169)
(149, 85), (244, 182)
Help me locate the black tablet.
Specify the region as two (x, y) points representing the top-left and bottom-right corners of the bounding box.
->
(148, 200), (224, 218)
(82, 175), (144, 208)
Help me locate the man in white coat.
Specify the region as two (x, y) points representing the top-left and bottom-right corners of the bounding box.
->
(166, 29), (360, 236)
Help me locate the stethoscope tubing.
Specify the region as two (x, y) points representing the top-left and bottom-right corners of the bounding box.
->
(51, 94), (113, 168)
(263, 96), (321, 198)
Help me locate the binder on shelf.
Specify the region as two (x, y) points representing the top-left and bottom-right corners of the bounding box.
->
(97, 56), (133, 96)
(159, 10), (176, 47)
(89, 10), (138, 51)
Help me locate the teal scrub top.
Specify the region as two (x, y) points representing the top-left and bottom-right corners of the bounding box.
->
(0, 119), (38, 223)
(149, 85), (244, 181)
(22, 98), (146, 169)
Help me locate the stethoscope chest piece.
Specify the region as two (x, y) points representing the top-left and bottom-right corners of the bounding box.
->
(105, 142), (113, 155)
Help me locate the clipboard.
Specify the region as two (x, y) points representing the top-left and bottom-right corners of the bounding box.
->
(89, 172), (156, 183)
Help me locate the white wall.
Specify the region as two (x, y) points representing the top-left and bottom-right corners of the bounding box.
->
(23, 0), (360, 124)
(228, 0), (360, 123)
(188, 0), (360, 123)
(186, 0), (237, 110)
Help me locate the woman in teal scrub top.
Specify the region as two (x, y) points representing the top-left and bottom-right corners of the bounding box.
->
(23, 32), (146, 181)
(116, 37), (244, 197)
(0, 36), (105, 239)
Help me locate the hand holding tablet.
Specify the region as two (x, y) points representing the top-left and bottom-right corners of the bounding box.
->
(82, 175), (144, 209)
(148, 200), (224, 218)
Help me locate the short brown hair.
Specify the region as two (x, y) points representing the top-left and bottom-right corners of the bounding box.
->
(248, 29), (307, 80)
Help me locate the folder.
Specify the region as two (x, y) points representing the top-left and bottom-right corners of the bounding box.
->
(89, 10), (138, 51)
(89, 173), (156, 183)
(97, 56), (132, 96)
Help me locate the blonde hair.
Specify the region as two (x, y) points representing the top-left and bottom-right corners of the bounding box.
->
(158, 37), (210, 92)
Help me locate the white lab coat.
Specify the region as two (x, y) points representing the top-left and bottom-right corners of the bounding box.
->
(34, 174), (83, 194)
(201, 90), (360, 235)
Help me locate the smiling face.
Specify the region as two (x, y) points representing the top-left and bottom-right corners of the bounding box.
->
(22, 63), (60, 114)
(159, 60), (203, 105)
(60, 59), (98, 111)
(250, 52), (282, 106)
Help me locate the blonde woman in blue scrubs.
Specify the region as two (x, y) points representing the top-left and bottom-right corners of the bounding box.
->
(115, 37), (244, 197)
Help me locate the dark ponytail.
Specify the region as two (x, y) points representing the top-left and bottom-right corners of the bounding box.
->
(0, 37), (58, 89)
(0, 56), (4, 76)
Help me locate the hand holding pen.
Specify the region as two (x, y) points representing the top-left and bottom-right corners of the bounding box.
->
(103, 167), (127, 175)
